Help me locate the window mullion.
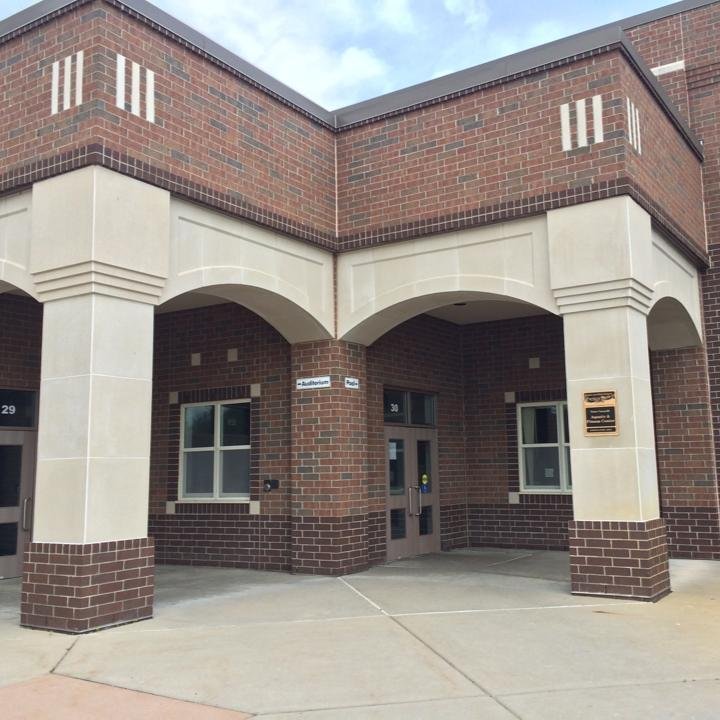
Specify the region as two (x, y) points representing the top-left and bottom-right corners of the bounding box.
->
(214, 402), (221, 499)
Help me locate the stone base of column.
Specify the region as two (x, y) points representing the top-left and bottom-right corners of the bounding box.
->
(21, 538), (154, 633)
(569, 519), (670, 601)
(291, 516), (368, 575)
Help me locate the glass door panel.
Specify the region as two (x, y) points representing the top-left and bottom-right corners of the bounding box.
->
(385, 427), (440, 561)
(0, 432), (36, 579)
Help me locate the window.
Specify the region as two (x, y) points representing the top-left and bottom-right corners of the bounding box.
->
(518, 402), (571, 493)
(180, 400), (251, 500)
(383, 389), (436, 426)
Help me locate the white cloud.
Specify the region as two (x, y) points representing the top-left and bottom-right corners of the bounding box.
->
(443, 0), (490, 29)
(375, 0), (418, 35)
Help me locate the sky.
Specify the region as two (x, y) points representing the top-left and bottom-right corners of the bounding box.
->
(1, 0), (670, 109)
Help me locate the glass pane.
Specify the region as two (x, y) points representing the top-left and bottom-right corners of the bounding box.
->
(184, 405), (215, 448)
(0, 446), (22, 507)
(0, 522), (18, 556)
(390, 509), (406, 539)
(410, 393), (435, 426)
(419, 505), (433, 536)
(221, 404), (250, 447)
(388, 439), (405, 495)
(565, 445), (572, 488)
(417, 440), (432, 493)
(384, 390), (407, 424)
(523, 446), (561, 489)
(221, 449), (250, 496)
(521, 406), (558, 444)
(563, 404), (569, 444)
(184, 451), (214, 495)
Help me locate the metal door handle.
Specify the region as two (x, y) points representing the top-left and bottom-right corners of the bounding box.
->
(416, 485), (422, 517)
(22, 497), (32, 531)
(407, 487), (414, 516)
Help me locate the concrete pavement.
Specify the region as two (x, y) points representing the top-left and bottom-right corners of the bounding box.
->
(1, 549), (718, 718)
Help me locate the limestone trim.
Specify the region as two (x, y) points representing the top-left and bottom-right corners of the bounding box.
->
(161, 198), (335, 343)
(32, 261), (166, 303)
(553, 278), (654, 315)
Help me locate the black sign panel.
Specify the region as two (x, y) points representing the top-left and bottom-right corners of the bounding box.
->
(0, 390), (37, 428)
(383, 389), (407, 424)
(583, 391), (617, 436)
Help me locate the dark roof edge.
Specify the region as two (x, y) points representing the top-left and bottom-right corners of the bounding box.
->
(0, 0), (713, 153)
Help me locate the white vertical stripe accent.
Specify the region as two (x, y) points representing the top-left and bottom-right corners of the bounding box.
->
(145, 69), (155, 123)
(627, 98), (635, 148)
(131, 62), (141, 116)
(51, 61), (60, 115)
(560, 103), (571, 151)
(74, 50), (84, 107)
(116, 54), (126, 109)
(635, 106), (642, 154)
(575, 98), (587, 147)
(63, 54), (72, 111)
(592, 95), (604, 144)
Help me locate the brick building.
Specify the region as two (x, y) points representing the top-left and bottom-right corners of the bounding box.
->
(1, 0), (719, 632)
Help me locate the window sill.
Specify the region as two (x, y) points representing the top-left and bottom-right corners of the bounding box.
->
(520, 490), (573, 495)
(176, 498), (251, 504)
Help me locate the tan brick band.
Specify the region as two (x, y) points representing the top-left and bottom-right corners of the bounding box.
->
(569, 519), (671, 601)
(21, 538), (154, 633)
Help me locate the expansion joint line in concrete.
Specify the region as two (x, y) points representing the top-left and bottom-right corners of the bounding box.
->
(336, 577), (525, 720)
(50, 637), (79, 674)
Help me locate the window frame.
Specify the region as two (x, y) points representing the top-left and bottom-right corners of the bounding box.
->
(179, 399), (252, 502)
(383, 388), (437, 427)
(517, 401), (571, 494)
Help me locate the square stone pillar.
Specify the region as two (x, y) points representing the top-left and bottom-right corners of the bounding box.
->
(290, 340), (369, 574)
(549, 197), (671, 601)
(22, 167), (168, 632)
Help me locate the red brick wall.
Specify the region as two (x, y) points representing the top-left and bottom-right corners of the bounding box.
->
(337, 54), (625, 242)
(0, 294), (42, 389)
(21, 538), (154, 633)
(0, 2), (706, 258)
(650, 346), (720, 559)
(621, 62), (705, 250)
(569, 519), (670, 600)
(626, 15), (689, 117)
(462, 314), (573, 550)
(335, 50), (705, 253)
(149, 302), (292, 570)
(629, 4), (720, 558)
(290, 340), (369, 574)
(1, 1), (336, 244)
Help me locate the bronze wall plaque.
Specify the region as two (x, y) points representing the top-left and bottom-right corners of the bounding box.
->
(583, 391), (618, 436)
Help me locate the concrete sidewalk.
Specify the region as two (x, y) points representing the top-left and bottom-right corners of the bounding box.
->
(1, 549), (719, 719)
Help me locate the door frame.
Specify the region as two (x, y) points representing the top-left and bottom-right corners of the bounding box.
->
(0, 429), (37, 579)
(384, 425), (441, 561)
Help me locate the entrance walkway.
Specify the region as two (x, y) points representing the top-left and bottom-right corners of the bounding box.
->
(1, 549), (719, 718)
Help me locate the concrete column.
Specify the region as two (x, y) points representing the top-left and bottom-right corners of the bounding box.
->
(549, 197), (670, 600)
(21, 167), (169, 632)
(290, 340), (369, 574)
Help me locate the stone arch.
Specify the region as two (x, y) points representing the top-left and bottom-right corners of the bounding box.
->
(648, 296), (702, 350)
(337, 217), (558, 345)
(649, 231), (704, 350)
(0, 191), (37, 300)
(161, 198), (335, 343)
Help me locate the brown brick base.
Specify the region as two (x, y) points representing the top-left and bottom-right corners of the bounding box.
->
(291, 515), (369, 575)
(569, 519), (670, 601)
(21, 538), (154, 633)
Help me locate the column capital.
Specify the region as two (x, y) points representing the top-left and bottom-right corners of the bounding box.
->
(32, 261), (166, 304)
(553, 278), (654, 316)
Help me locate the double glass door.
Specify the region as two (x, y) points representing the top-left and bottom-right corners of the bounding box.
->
(0, 431), (36, 579)
(385, 427), (440, 561)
